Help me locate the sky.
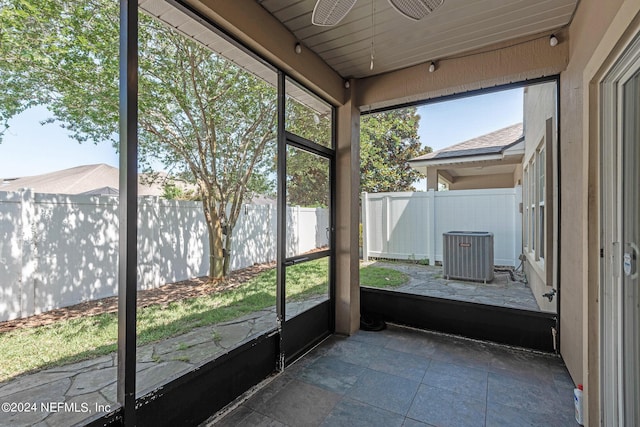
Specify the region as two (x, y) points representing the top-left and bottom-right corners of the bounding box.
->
(0, 105), (119, 178)
(0, 88), (523, 179)
(417, 88), (523, 153)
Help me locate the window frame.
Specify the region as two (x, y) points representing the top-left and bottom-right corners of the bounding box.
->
(538, 145), (545, 260)
(523, 167), (529, 249)
(523, 140), (546, 264)
(529, 156), (536, 253)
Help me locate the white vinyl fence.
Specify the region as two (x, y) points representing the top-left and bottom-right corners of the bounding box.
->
(362, 188), (522, 267)
(0, 190), (328, 321)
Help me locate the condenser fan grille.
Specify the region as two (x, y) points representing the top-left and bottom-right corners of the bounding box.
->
(388, 0), (445, 20)
(312, 0), (358, 26)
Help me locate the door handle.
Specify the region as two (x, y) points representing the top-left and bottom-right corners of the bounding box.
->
(624, 242), (638, 280)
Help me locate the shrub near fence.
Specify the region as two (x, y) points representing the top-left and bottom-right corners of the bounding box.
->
(0, 190), (328, 321)
(362, 188), (522, 267)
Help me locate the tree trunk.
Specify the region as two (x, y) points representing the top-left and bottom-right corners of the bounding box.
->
(204, 198), (225, 279)
(223, 194), (244, 277)
(223, 229), (232, 276)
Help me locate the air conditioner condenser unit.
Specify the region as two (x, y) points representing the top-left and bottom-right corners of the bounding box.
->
(443, 231), (494, 283)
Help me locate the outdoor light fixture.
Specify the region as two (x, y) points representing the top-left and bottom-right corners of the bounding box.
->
(428, 61), (436, 72)
(344, 81), (350, 88)
(295, 42), (302, 54)
(549, 34), (558, 47)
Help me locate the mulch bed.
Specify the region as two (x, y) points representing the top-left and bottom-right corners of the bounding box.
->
(0, 262), (276, 334)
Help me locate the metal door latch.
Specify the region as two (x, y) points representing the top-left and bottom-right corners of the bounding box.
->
(624, 242), (638, 279)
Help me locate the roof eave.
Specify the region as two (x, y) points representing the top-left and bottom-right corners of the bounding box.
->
(409, 153), (504, 169)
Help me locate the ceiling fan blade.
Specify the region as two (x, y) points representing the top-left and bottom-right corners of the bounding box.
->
(387, 0), (444, 21)
(312, 0), (358, 26)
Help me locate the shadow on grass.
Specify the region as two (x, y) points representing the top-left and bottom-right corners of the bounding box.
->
(0, 290), (279, 383)
(1, 261), (405, 383)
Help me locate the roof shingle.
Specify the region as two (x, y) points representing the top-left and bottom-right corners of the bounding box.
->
(411, 123), (523, 162)
(1, 164), (167, 196)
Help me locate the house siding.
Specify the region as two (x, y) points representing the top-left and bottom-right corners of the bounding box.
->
(560, 0), (622, 394)
(522, 82), (557, 313)
(562, 0), (639, 425)
(447, 173), (515, 190)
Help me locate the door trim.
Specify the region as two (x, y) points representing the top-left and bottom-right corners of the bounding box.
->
(600, 31), (640, 427)
(277, 73), (337, 367)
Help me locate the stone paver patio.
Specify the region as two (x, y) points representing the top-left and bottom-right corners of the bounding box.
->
(363, 260), (544, 312)
(0, 297), (325, 427)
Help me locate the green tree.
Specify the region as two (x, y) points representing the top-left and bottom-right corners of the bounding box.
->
(284, 100), (331, 207)
(286, 146), (330, 208)
(284, 106), (431, 207)
(0, 0), (277, 278)
(162, 183), (184, 201)
(360, 107), (430, 193)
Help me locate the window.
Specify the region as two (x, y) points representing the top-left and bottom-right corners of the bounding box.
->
(523, 167), (529, 248)
(538, 147), (545, 259)
(523, 140), (546, 263)
(530, 157), (536, 252)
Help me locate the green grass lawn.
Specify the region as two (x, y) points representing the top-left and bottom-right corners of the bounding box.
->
(0, 260), (407, 382)
(359, 264), (408, 288)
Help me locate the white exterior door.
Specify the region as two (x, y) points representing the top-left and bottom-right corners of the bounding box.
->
(601, 33), (640, 427)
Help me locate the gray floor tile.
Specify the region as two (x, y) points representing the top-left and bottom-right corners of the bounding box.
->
(429, 337), (496, 371)
(552, 370), (575, 392)
(487, 372), (565, 416)
(367, 347), (430, 381)
(320, 398), (404, 427)
(402, 419), (437, 427)
(485, 401), (578, 427)
(425, 359), (489, 382)
(297, 355), (365, 394)
(382, 328), (440, 359)
(244, 374), (294, 412)
(407, 384), (486, 427)
(323, 339), (384, 367)
(547, 358), (576, 391)
(211, 405), (253, 426)
(487, 348), (557, 385)
(240, 411), (287, 427)
(212, 408), (285, 427)
(257, 379), (341, 426)
(349, 329), (393, 346)
(285, 347), (327, 378)
(348, 369), (420, 416)
(212, 325), (575, 427)
(422, 361), (488, 401)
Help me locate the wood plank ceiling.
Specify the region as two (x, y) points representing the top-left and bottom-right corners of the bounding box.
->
(256, 0), (579, 78)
